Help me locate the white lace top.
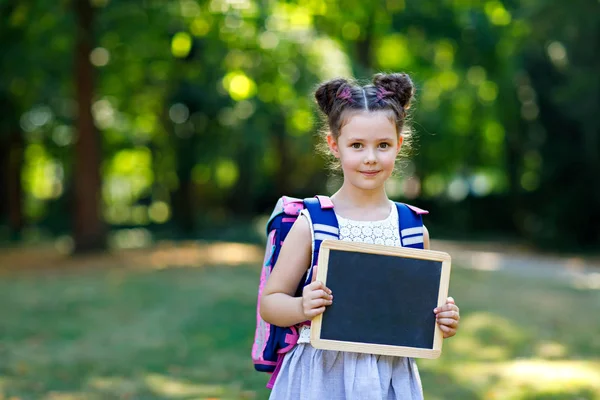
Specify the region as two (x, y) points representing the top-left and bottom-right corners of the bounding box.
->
(337, 202), (401, 246)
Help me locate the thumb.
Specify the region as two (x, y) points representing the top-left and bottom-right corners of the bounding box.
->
(311, 265), (319, 283)
(447, 296), (455, 304)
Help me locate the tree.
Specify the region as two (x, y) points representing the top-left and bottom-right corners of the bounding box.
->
(72, 0), (105, 251)
(0, 0), (27, 238)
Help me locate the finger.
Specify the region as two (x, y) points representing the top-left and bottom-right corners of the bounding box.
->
(308, 289), (333, 301)
(433, 304), (456, 313)
(308, 280), (325, 290)
(436, 310), (460, 320)
(311, 297), (333, 308)
(308, 289), (326, 299)
(308, 281), (332, 295)
(438, 324), (456, 334)
(311, 265), (319, 283)
(440, 326), (456, 338)
(437, 304), (459, 313)
(436, 318), (459, 328)
(447, 297), (455, 304)
(307, 307), (326, 318)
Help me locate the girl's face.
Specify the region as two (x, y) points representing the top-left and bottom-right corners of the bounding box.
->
(327, 111), (402, 192)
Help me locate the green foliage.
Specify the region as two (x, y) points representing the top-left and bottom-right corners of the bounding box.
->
(0, 0), (598, 249)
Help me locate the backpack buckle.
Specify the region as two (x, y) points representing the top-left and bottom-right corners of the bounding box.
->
(315, 195), (334, 209)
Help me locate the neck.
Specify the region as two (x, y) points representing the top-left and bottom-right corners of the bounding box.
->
(332, 181), (389, 209)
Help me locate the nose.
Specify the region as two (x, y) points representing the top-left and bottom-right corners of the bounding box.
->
(364, 148), (377, 164)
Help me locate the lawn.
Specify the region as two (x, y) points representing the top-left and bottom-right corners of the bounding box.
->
(0, 242), (599, 399)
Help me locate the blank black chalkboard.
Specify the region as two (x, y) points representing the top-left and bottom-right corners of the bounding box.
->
(310, 240), (451, 359)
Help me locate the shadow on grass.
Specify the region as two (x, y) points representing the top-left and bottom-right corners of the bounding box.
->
(0, 244), (599, 399)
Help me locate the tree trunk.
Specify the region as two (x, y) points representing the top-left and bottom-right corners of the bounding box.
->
(169, 125), (197, 234)
(7, 130), (24, 238)
(174, 164), (195, 234)
(73, 0), (105, 252)
(0, 137), (7, 223)
(0, 0), (23, 237)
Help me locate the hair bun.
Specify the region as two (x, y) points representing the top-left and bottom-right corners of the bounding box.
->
(314, 78), (351, 115)
(372, 73), (414, 109)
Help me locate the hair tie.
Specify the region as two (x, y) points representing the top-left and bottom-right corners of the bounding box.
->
(337, 86), (354, 103)
(376, 87), (394, 101)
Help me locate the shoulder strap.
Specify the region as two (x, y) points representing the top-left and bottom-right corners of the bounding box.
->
(395, 202), (428, 249)
(303, 196), (339, 284)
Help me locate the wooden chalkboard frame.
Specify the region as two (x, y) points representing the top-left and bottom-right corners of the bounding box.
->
(310, 240), (452, 359)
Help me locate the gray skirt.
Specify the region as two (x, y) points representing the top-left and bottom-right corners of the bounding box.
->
(269, 343), (424, 400)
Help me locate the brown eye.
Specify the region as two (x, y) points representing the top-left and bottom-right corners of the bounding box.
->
(379, 143), (390, 149)
(351, 143), (362, 149)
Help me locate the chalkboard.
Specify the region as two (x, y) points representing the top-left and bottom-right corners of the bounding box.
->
(310, 240), (451, 359)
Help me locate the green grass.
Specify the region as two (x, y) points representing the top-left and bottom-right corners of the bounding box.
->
(0, 257), (599, 399)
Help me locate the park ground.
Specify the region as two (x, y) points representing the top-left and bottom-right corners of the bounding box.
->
(0, 240), (599, 399)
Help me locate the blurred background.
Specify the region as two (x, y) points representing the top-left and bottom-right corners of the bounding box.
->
(0, 0), (599, 399)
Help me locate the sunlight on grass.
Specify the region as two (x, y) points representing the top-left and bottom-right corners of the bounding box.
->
(87, 376), (141, 395)
(465, 251), (502, 271)
(145, 373), (225, 397)
(505, 360), (600, 387)
(452, 359), (600, 398)
(445, 312), (529, 361)
(43, 392), (98, 400)
(143, 374), (257, 399)
(146, 241), (262, 269)
(573, 272), (600, 290)
(535, 340), (567, 359)
(0, 241), (264, 272)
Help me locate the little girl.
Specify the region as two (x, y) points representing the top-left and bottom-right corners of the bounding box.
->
(260, 73), (460, 399)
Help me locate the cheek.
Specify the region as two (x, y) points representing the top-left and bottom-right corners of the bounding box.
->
(339, 152), (357, 166)
(346, 152), (364, 166)
(381, 151), (398, 167)
(339, 152), (362, 170)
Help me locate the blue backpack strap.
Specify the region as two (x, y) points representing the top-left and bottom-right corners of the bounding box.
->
(395, 202), (428, 249)
(302, 196), (339, 285)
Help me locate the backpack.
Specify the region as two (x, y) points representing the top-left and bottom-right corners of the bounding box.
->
(252, 195), (428, 388)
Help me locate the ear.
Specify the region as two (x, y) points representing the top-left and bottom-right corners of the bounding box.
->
(326, 134), (340, 158)
(396, 135), (404, 155)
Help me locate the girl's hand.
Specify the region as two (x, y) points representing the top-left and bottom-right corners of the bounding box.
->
(302, 281), (333, 320)
(434, 297), (460, 338)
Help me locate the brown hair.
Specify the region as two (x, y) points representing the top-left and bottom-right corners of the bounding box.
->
(314, 73), (416, 170)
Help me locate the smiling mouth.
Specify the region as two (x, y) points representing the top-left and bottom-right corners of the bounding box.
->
(360, 171), (381, 176)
